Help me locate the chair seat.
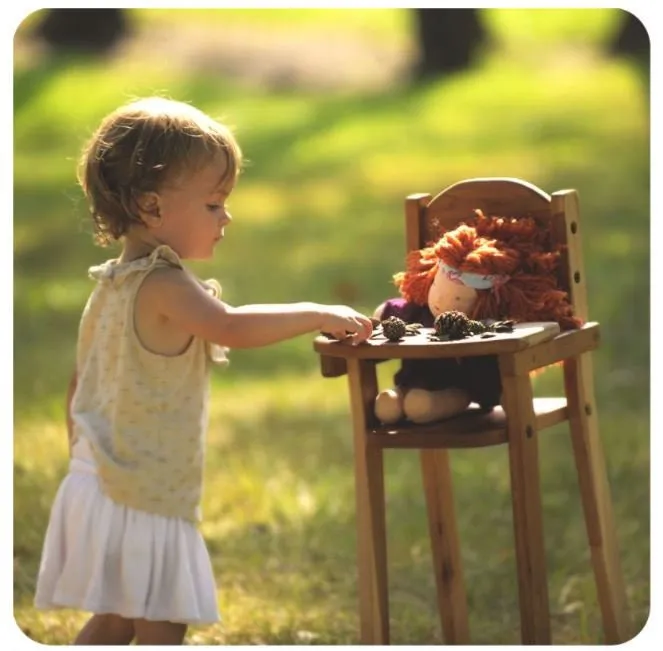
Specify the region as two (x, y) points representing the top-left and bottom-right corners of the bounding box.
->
(370, 397), (568, 449)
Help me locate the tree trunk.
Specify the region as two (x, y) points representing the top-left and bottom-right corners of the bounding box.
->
(608, 10), (650, 93)
(36, 9), (129, 54)
(414, 9), (488, 79)
(609, 10), (649, 61)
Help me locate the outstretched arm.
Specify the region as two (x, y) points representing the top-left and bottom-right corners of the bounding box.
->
(139, 267), (373, 349)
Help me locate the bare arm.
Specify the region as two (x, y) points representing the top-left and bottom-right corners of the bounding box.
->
(141, 267), (373, 349)
(66, 370), (77, 454)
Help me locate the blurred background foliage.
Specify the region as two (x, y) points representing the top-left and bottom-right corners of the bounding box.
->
(14, 8), (649, 645)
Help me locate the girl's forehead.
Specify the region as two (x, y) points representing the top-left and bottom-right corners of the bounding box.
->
(170, 158), (234, 193)
(209, 173), (234, 195)
(201, 155), (236, 192)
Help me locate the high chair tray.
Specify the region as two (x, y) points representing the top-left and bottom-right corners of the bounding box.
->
(314, 321), (561, 360)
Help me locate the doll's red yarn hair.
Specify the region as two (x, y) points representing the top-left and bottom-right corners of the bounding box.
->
(394, 209), (581, 330)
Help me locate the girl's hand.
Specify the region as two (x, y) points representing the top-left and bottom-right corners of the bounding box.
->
(320, 305), (373, 344)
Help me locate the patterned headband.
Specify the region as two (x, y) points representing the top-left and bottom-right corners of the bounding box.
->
(439, 262), (509, 291)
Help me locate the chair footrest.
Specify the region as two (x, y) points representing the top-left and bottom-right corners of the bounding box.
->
(369, 397), (568, 449)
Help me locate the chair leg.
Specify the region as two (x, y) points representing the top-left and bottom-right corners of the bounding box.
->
(420, 449), (470, 644)
(564, 354), (631, 643)
(347, 359), (390, 644)
(500, 368), (552, 644)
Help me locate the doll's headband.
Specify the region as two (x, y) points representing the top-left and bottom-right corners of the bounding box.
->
(439, 263), (509, 291)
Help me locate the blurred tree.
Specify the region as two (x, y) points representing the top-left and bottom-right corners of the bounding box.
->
(413, 9), (488, 78)
(608, 10), (649, 74)
(35, 8), (129, 54)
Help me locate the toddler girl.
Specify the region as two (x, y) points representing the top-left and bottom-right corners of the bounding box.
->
(33, 96), (372, 645)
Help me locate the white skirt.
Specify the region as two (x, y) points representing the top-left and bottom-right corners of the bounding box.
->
(33, 438), (220, 625)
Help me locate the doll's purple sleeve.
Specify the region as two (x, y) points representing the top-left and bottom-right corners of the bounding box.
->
(380, 298), (435, 327)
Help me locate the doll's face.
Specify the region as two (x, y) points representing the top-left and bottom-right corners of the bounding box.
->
(428, 264), (478, 317)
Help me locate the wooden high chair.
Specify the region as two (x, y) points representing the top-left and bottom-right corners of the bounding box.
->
(313, 178), (630, 645)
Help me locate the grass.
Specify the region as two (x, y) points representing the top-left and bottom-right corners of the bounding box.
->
(13, 8), (649, 645)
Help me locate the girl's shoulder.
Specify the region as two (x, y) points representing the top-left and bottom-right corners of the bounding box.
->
(88, 245), (184, 285)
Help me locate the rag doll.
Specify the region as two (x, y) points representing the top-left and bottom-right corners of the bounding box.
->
(374, 209), (581, 425)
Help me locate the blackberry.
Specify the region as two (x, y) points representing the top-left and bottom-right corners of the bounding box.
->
(381, 316), (407, 342)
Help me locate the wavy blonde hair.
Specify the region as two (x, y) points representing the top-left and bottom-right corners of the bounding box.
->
(78, 96), (243, 246)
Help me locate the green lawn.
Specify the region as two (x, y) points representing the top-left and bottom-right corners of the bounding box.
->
(14, 8), (649, 645)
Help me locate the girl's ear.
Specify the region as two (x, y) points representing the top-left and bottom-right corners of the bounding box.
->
(136, 191), (162, 227)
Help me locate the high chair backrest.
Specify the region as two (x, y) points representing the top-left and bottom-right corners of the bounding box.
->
(405, 177), (589, 322)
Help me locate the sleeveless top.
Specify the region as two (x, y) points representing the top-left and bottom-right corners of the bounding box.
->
(70, 245), (228, 522)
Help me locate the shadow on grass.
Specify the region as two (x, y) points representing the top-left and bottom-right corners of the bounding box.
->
(196, 406), (649, 644)
(13, 402), (649, 643)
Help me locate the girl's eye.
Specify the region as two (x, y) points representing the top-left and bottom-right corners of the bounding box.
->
(207, 204), (221, 212)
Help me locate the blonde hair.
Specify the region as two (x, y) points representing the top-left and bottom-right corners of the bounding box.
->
(78, 97), (243, 246)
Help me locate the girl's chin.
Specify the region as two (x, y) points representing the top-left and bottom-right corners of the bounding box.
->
(183, 250), (216, 262)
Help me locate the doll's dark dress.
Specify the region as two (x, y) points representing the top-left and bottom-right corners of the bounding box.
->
(380, 298), (502, 412)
